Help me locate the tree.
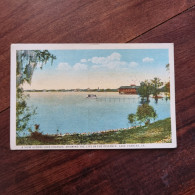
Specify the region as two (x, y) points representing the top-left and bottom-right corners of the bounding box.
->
(17, 50), (56, 87)
(151, 77), (163, 103)
(138, 80), (153, 102)
(166, 63), (169, 71)
(16, 87), (36, 136)
(16, 50), (56, 135)
(136, 104), (157, 125)
(165, 63), (170, 100)
(128, 114), (136, 127)
(165, 81), (170, 100)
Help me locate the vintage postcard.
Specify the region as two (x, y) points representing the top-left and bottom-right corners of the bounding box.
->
(10, 44), (176, 149)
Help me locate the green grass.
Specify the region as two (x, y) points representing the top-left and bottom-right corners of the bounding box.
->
(16, 118), (172, 145)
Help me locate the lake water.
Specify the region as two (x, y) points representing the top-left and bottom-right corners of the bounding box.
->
(25, 92), (170, 134)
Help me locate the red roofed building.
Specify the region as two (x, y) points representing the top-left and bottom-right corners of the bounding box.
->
(118, 84), (139, 94)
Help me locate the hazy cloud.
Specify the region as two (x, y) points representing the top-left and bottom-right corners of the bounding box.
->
(57, 62), (87, 71)
(89, 52), (139, 70)
(73, 63), (88, 71)
(129, 62), (138, 67)
(142, 57), (154, 62)
(90, 52), (121, 65)
(91, 65), (100, 70)
(81, 59), (87, 63)
(57, 63), (72, 71)
(57, 52), (138, 72)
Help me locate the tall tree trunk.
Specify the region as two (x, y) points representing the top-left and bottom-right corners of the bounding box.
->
(147, 96), (149, 102)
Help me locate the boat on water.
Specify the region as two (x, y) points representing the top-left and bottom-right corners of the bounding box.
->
(86, 94), (97, 99)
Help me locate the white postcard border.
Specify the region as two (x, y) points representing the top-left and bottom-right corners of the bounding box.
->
(10, 43), (177, 150)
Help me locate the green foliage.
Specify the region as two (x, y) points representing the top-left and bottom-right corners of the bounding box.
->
(165, 81), (170, 99)
(16, 50), (56, 87)
(136, 104), (157, 125)
(128, 113), (136, 127)
(16, 87), (36, 136)
(138, 77), (163, 102)
(151, 77), (163, 100)
(166, 63), (169, 71)
(16, 50), (56, 135)
(104, 88), (112, 92)
(16, 118), (171, 145)
(138, 80), (153, 102)
(165, 63), (170, 99)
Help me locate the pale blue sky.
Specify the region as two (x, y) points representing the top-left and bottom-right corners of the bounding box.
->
(23, 49), (169, 89)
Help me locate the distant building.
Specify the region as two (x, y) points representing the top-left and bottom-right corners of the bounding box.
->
(118, 84), (139, 94)
(74, 88), (80, 92)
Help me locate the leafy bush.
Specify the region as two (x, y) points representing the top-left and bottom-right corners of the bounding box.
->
(136, 104), (157, 125)
(30, 131), (55, 142)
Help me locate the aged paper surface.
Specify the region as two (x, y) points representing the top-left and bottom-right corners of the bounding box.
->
(10, 44), (176, 149)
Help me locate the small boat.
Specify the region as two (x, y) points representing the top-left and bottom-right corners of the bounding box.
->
(86, 94), (97, 99)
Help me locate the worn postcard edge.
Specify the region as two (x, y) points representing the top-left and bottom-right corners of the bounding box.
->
(10, 43), (177, 150)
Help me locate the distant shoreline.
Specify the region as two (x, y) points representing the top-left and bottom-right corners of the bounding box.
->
(24, 90), (119, 92)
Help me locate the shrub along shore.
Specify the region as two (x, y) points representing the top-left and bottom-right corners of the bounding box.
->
(17, 118), (171, 145)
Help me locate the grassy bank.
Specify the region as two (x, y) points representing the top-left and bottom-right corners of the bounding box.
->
(17, 118), (171, 145)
